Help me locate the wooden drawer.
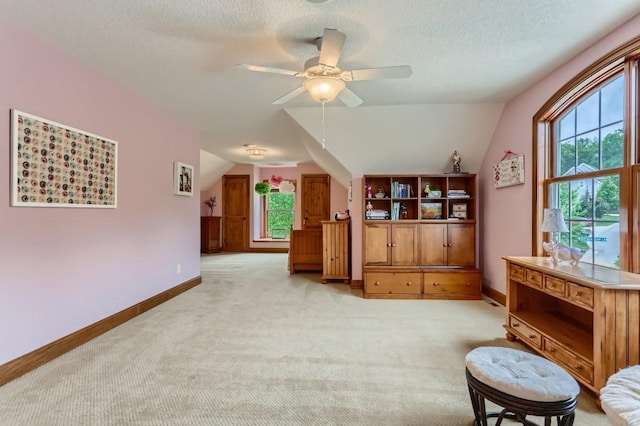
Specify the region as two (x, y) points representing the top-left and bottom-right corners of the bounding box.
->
(544, 275), (565, 297)
(510, 264), (524, 281)
(365, 272), (421, 294)
(567, 282), (594, 310)
(525, 269), (542, 288)
(543, 338), (594, 385)
(509, 315), (541, 349)
(423, 271), (481, 296)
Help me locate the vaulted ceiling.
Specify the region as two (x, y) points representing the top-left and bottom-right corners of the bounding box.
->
(2, 0), (640, 186)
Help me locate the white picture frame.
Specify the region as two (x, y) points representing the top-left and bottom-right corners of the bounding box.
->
(11, 109), (118, 208)
(173, 161), (194, 196)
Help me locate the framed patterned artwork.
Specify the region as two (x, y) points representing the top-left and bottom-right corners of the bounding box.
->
(11, 110), (118, 208)
(173, 161), (194, 196)
(493, 153), (525, 189)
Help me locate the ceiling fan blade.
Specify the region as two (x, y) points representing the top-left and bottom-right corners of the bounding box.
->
(338, 88), (363, 108)
(345, 65), (413, 81)
(236, 64), (302, 77)
(318, 28), (346, 69)
(273, 86), (307, 105)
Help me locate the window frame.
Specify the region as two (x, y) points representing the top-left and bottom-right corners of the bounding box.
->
(533, 36), (640, 272)
(261, 180), (296, 239)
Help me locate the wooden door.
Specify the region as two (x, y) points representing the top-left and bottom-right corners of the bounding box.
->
(364, 224), (391, 265)
(222, 175), (249, 252)
(391, 224), (419, 266)
(447, 223), (475, 267)
(301, 174), (330, 229)
(420, 224), (446, 266)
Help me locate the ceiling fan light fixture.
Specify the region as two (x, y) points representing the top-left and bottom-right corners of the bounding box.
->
(303, 77), (345, 103)
(246, 147), (267, 160)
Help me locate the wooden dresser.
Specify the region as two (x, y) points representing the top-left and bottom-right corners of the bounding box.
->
(200, 216), (222, 253)
(321, 220), (350, 283)
(504, 256), (640, 395)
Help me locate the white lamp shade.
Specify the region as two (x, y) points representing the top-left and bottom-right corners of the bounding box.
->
(540, 208), (569, 233)
(303, 77), (345, 103)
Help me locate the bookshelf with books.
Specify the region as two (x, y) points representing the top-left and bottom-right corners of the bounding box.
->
(363, 173), (480, 300)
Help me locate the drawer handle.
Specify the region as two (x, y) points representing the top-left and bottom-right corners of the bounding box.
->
(387, 243), (392, 247)
(406, 282), (412, 286)
(391, 243), (396, 247)
(576, 291), (582, 296)
(512, 323), (519, 328)
(575, 365), (583, 370)
(442, 244), (447, 247)
(548, 348), (555, 353)
(447, 243), (452, 247)
(432, 282), (440, 286)
(466, 282), (470, 286)
(528, 335), (536, 339)
(374, 281), (380, 286)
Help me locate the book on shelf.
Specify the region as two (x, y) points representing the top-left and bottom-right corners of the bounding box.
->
(366, 209), (389, 220)
(391, 182), (414, 198)
(448, 189), (470, 198)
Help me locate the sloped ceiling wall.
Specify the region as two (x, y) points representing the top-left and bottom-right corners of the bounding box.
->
(285, 104), (505, 176)
(199, 103), (505, 189)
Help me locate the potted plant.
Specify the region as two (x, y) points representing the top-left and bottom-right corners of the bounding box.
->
(203, 196), (216, 216)
(254, 182), (271, 196)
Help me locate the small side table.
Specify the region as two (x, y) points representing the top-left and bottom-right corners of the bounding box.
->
(201, 216), (222, 253)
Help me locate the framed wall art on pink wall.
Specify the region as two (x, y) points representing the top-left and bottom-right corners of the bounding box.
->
(173, 161), (194, 196)
(11, 109), (118, 208)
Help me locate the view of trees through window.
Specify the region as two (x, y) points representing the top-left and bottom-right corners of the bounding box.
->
(266, 190), (294, 239)
(549, 75), (623, 268)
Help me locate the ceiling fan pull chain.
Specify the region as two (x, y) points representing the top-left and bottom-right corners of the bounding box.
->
(321, 101), (326, 149)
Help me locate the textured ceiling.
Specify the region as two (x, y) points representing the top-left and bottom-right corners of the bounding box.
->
(1, 0), (640, 175)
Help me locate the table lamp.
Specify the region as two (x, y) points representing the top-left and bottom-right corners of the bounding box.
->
(540, 208), (569, 248)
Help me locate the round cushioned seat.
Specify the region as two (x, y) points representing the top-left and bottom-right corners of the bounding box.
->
(601, 365), (640, 426)
(465, 346), (580, 426)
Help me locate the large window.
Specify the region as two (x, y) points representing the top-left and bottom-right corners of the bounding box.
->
(265, 188), (294, 239)
(535, 40), (640, 271)
(549, 76), (624, 268)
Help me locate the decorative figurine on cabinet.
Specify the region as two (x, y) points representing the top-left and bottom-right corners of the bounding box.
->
(542, 242), (585, 266)
(365, 183), (372, 198)
(453, 151), (462, 173)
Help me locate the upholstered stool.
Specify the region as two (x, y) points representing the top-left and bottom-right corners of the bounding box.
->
(601, 365), (640, 425)
(465, 347), (580, 426)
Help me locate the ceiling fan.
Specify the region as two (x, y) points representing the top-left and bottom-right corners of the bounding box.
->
(237, 28), (413, 107)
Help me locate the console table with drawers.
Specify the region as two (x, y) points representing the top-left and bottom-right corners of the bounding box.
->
(503, 256), (640, 395)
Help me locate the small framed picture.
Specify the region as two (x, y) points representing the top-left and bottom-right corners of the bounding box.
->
(421, 202), (442, 219)
(174, 161), (194, 196)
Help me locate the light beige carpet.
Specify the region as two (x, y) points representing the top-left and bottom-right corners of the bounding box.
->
(0, 253), (607, 425)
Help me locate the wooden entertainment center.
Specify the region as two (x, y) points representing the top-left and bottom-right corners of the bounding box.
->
(504, 256), (640, 395)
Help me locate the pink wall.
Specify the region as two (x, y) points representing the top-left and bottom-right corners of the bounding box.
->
(0, 16), (201, 365)
(479, 13), (640, 295)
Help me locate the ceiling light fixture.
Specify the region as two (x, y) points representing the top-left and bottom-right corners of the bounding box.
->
(246, 146), (267, 160)
(303, 77), (345, 103)
(302, 77), (345, 150)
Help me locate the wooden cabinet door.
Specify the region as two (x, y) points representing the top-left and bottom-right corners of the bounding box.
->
(391, 224), (419, 265)
(364, 224), (391, 265)
(201, 216), (221, 253)
(222, 175), (249, 252)
(420, 224), (446, 266)
(301, 174), (330, 229)
(447, 223), (475, 267)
